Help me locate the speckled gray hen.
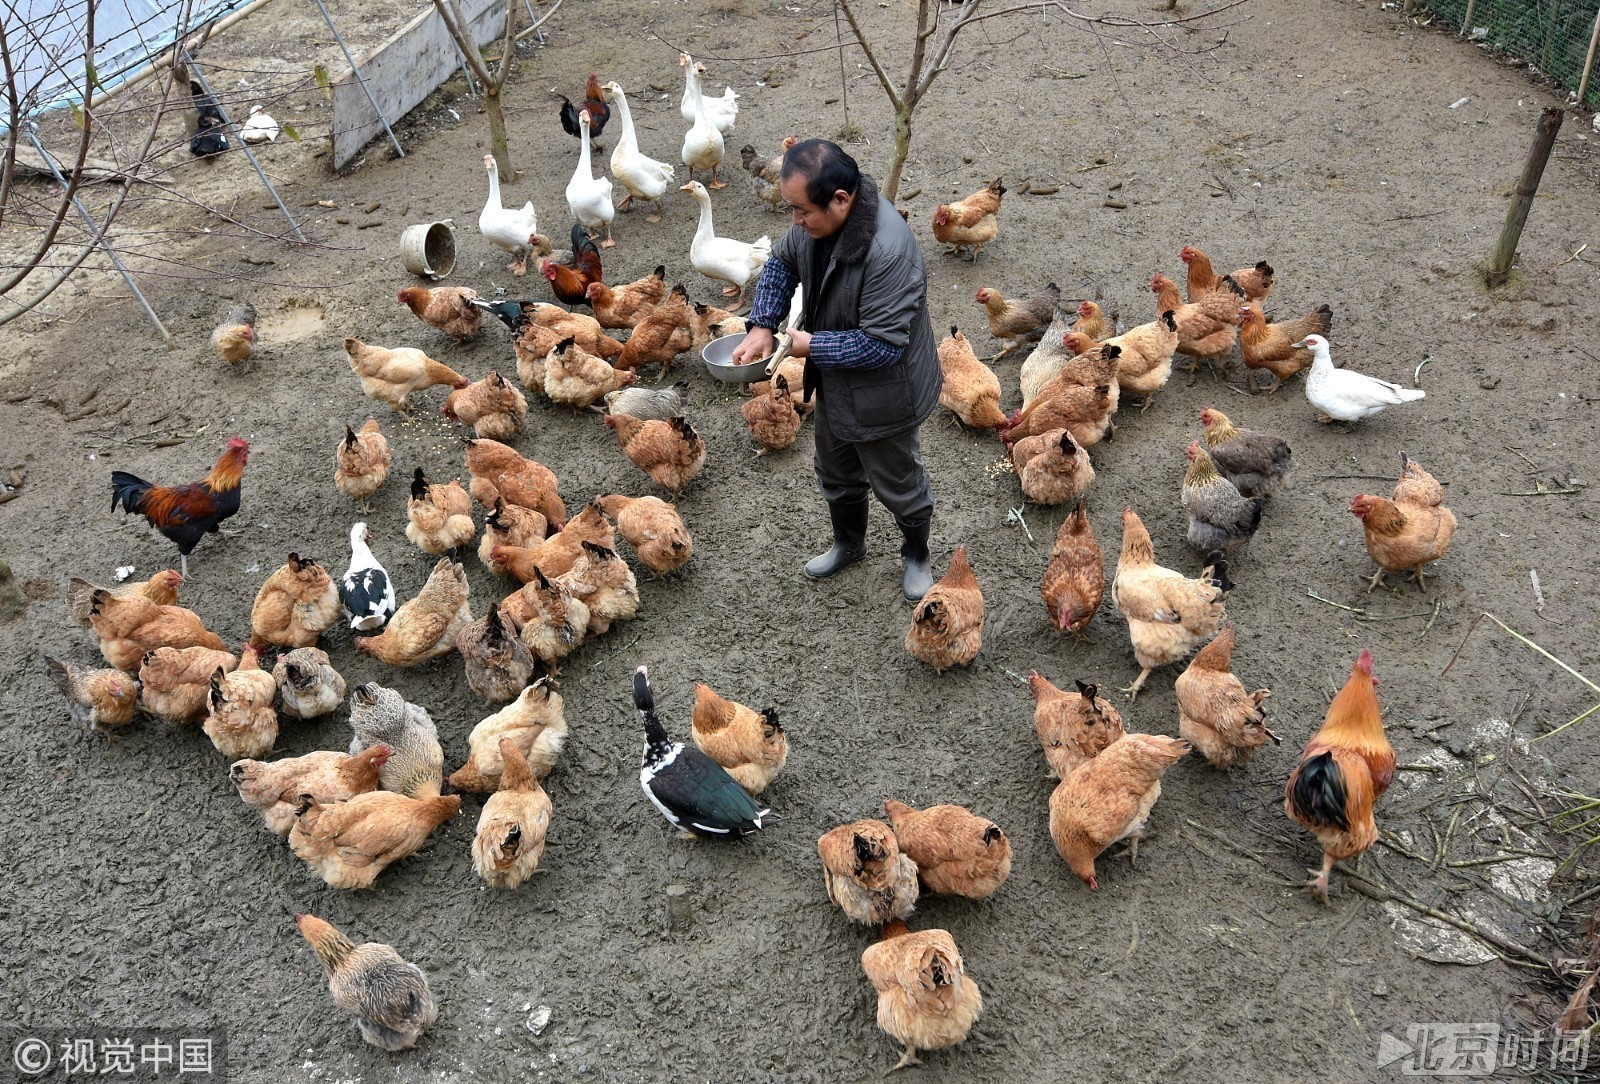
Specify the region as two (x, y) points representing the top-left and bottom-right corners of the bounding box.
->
(347, 682), (444, 798)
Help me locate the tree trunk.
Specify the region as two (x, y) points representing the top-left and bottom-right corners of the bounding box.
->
(883, 104), (914, 203)
(486, 87), (513, 180)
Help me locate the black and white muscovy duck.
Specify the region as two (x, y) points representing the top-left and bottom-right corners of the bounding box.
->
(633, 666), (776, 839)
(340, 522), (397, 632)
(189, 80), (229, 158)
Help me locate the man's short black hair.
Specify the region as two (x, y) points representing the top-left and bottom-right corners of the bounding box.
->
(780, 139), (860, 209)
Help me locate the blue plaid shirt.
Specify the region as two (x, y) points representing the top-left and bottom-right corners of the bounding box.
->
(747, 257), (903, 370)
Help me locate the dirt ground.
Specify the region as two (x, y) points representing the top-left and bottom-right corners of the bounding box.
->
(3, 0), (1599, 1080)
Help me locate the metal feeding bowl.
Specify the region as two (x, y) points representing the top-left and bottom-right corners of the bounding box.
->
(702, 332), (770, 383)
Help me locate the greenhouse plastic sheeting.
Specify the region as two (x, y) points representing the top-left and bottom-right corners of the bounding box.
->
(3, 0), (248, 129)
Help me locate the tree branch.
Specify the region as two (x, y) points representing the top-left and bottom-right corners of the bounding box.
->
(432, 0), (492, 84)
(915, 0), (987, 101)
(487, 0), (517, 93)
(834, 0), (904, 111)
(0, 2), (96, 298)
(905, 0), (932, 103)
(0, 27), (171, 326)
(0, 239), (101, 323)
(0, 22), (20, 230)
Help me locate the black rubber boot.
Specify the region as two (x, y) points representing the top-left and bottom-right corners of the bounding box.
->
(898, 517), (935, 602)
(804, 498), (869, 579)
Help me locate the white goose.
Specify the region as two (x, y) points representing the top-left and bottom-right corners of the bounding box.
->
(680, 180), (770, 308)
(480, 154), (539, 275)
(566, 109), (616, 248)
(603, 81), (675, 223)
(679, 53), (738, 134)
(1296, 334), (1426, 424)
(680, 65), (726, 190)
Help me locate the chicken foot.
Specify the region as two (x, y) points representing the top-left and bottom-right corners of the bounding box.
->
(1120, 668), (1152, 701)
(1304, 852), (1336, 906)
(890, 1046), (923, 1073)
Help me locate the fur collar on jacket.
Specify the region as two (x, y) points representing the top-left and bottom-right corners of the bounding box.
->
(833, 174), (881, 264)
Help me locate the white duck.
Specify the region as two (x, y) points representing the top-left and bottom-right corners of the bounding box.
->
(566, 108), (616, 248)
(604, 81), (675, 223)
(480, 154), (539, 275)
(680, 67), (726, 190)
(1295, 334), (1426, 424)
(679, 53), (738, 134)
(680, 180), (770, 307)
(240, 105), (280, 144)
(340, 522), (397, 632)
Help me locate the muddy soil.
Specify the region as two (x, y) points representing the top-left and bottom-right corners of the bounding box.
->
(2, 0), (1598, 1081)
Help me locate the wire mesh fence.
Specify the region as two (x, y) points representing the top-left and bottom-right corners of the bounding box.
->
(1412, 0), (1600, 107)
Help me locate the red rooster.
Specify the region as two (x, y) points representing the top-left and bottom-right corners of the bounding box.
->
(541, 224), (603, 306)
(109, 437), (249, 576)
(559, 73), (610, 141)
(1284, 648), (1394, 905)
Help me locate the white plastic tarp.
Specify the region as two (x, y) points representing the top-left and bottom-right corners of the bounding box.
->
(3, 0), (247, 128)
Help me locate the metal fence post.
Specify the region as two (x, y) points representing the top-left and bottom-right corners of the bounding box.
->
(23, 125), (173, 345)
(309, 0), (405, 158)
(183, 48), (308, 241)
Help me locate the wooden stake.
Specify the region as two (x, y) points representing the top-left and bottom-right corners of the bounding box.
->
(1459, 0), (1476, 37)
(1485, 108), (1563, 288)
(1577, 4), (1600, 107)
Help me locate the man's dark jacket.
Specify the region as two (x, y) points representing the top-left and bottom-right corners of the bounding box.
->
(769, 174), (941, 442)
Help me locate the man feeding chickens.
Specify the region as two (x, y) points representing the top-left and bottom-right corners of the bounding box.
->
(731, 139), (942, 602)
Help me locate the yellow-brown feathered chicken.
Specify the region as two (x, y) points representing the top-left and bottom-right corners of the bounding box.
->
(334, 419), (391, 511)
(1175, 625), (1276, 768)
(691, 682), (786, 796)
(932, 178), (1004, 261)
(354, 558), (471, 668)
(203, 643), (277, 759)
(818, 819), (919, 926)
(860, 922), (982, 1071)
(471, 738), (553, 889)
(250, 552), (341, 651)
(405, 467), (476, 559)
(882, 800), (1011, 899)
(1111, 507), (1225, 699)
(1027, 671), (1125, 778)
(905, 547), (983, 672)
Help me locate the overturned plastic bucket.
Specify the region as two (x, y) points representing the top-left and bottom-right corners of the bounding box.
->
(399, 220), (456, 280)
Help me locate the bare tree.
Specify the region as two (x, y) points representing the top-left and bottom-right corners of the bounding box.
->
(835, 0), (1248, 203)
(0, 3), (102, 324)
(0, 0), (199, 334)
(432, 0), (520, 180)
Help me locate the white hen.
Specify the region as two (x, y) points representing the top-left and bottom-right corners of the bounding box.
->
(566, 109), (615, 248)
(680, 180), (770, 308)
(1297, 334), (1425, 423)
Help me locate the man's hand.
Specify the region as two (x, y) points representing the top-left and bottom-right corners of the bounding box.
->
(786, 330), (812, 358)
(730, 326), (775, 366)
